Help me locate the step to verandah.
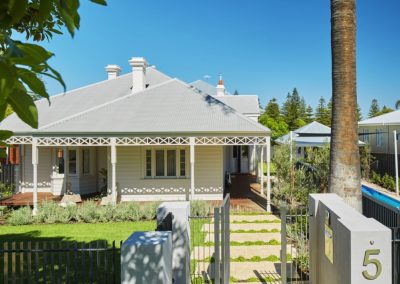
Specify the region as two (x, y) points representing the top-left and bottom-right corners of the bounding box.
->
(191, 245), (296, 260)
(203, 222), (281, 233)
(205, 232), (281, 243)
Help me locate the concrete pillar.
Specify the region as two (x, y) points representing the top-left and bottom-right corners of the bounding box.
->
(32, 138), (38, 215)
(189, 137), (195, 200)
(121, 231), (172, 284)
(266, 137), (271, 213)
(309, 193), (391, 284)
(110, 138), (117, 204)
(157, 202), (190, 284)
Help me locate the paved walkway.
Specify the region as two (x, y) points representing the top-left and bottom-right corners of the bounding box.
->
(0, 192), (59, 206)
(193, 213), (294, 283)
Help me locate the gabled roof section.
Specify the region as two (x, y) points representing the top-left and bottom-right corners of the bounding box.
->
(190, 80), (260, 115)
(0, 67), (171, 133)
(276, 121), (364, 146)
(38, 79), (270, 135)
(359, 110), (400, 126)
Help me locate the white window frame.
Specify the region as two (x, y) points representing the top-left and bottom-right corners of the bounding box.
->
(68, 148), (78, 176)
(363, 128), (369, 143)
(142, 147), (188, 179)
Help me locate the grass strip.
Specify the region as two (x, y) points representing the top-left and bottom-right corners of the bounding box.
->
(203, 239), (280, 246)
(198, 254), (293, 263)
(230, 228), (280, 233)
(230, 276), (282, 282)
(230, 212), (271, 216)
(232, 219), (281, 224)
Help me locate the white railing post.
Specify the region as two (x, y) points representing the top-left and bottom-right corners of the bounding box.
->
(266, 136), (271, 213)
(32, 138), (38, 215)
(190, 137), (195, 200)
(110, 138), (117, 204)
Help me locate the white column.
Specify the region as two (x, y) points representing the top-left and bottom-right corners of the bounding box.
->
(32, 138), (38, 215)
(63, 146), (68, 194)
(190, 137), (195, 200)
(394, 130), (399, 196)
(260, 145), (264, 196)
(111, 138), (117, 204)
(266, 137), (271, 213)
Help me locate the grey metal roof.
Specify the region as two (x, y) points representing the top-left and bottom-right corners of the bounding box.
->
(0, 67), (171, 133)
(13, 79), (269, 135)
(358, 110), (400, 126)
(190, 80), (260, 115)
(276, 121), (363, 146)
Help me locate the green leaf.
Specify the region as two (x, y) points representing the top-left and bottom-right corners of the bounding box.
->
(90, 0), (107, 6)
(7, 86), (38, 129)
(8, 0), (28, 26)
(37, 0), (53, 24)
(0, 60), (17, 101)
(0, 130), (13, 140)
(17, 68), (49, 101)
(13, 42), (53, 65)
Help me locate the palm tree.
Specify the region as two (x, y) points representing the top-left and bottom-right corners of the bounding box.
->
(396, 100), (400, 110)
(329, 0), (362, 211)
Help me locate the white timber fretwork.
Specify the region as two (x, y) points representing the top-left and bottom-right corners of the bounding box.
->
(6, 136), (268, 146)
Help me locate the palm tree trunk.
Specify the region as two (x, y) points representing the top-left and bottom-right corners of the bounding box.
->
(329, 0), (362, 211)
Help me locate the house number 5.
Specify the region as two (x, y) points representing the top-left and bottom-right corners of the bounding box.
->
(362, 249), (382, 280)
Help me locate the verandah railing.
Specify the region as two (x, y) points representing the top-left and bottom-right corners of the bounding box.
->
(0, 240), (121, 284)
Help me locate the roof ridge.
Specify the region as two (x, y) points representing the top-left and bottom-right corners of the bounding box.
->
(179, 80), (270, 133)
(39, 78), (178, 131)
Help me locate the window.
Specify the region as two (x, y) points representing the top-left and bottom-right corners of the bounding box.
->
(56, 148), (64, 174)
(146, 149), (186, 178)
(362, 129), (369, 143)
(82, 149), (90, 174)
(241, 146), (249, 158)
(68, 149), (77, 174)
(376, 129), (382, 147)
(180, 150), (186, 176)
(167, 150), (176, 176)
(145, 150), (152, 177)
(233, 146), (239, 158)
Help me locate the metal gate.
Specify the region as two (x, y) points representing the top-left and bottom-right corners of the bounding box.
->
(280, 204), (310, 284)
(190, 194), (230, 283)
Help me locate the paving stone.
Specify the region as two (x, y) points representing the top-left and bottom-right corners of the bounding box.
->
(206, 232), (281, 243)
(203, 222), (281, 232)
(223, 214), (280, 223)
(191, 245), (295, 260)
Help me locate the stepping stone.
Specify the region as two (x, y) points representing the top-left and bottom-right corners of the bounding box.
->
(191, 245), (295, 260)
(206, 232), (281, 243)
(227, 214), (280, 223)
(203, 222), (281, 232)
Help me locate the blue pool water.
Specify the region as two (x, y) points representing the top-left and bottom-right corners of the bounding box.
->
(361, 185), (400, 210)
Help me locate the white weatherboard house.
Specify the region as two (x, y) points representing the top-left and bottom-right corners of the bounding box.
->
(1, 57), (272, 209)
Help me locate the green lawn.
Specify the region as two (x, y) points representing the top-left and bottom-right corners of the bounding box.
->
(0, 221), (156, 246)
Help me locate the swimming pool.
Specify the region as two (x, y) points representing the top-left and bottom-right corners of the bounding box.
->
(361, 184), (400, 211)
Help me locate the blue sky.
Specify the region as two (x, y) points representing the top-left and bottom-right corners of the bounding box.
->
(39, 0), (399, 118)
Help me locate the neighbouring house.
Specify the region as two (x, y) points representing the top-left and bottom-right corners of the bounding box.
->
(358, 110), (400, 177)
(0, 57), (271, 206)
(276, 121), (364, 158)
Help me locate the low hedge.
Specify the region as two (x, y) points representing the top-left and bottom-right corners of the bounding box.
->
(7, 201), (160, 226)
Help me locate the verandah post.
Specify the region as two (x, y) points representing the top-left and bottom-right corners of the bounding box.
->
(32, 138), (38, 215)
(266, 136), (271, 213)
(189, 137), (195, 200)
(110, 138), (117, 204)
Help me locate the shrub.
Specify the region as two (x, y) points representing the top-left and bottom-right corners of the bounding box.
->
(190, 200), (211, 217)
(371, 171), (381, 185)
(76, 201), (99, 223)
(35, 201), (61, 224)
(0, 183), (14, 199)
(139, 202), (160, 220)
(7, 207), (33, 225)
(381, 173), (396, 191)
(97, 204), (115, 222)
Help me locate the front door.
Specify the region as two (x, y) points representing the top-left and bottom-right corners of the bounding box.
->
(231, 146), (249, 173)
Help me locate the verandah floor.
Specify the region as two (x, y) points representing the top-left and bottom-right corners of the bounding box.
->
(0, 192), (60, 207)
